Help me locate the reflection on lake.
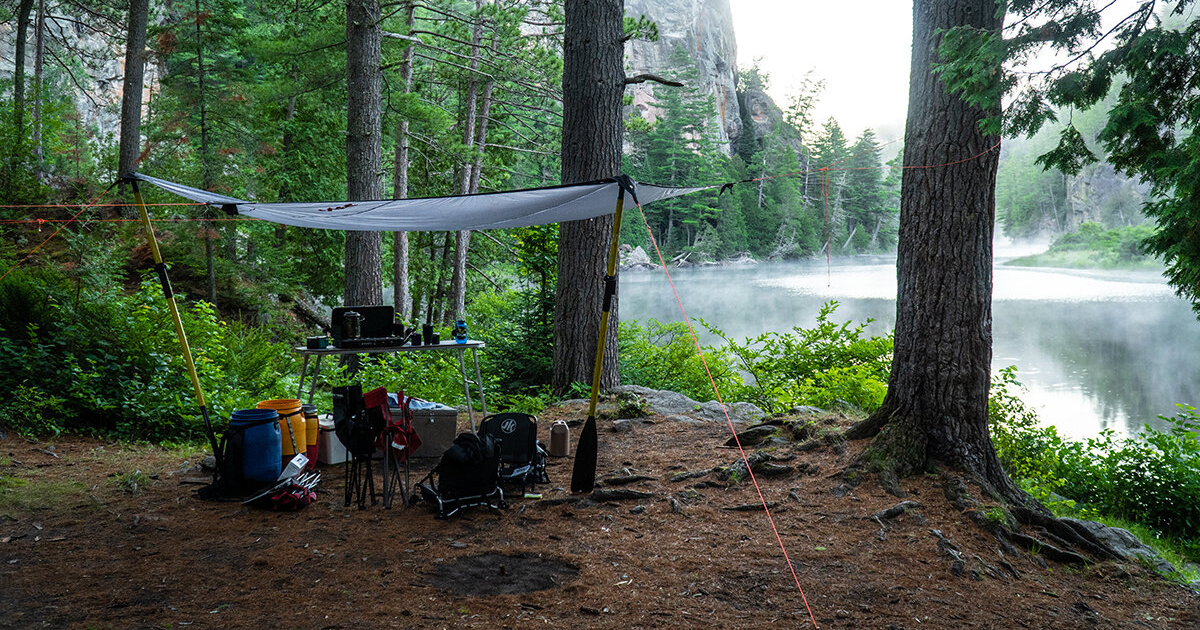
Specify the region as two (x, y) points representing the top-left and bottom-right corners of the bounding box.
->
(620, 256), (1199, 439)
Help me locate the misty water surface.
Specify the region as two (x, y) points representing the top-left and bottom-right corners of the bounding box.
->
(621, 254), (1200, 439)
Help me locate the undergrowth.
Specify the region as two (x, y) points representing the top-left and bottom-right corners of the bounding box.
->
(989, 366), (1200, 567)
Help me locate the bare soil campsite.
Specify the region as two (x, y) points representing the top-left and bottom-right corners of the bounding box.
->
(2, 398), (1196, 629)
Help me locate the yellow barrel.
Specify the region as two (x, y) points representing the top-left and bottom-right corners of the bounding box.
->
(257, 399), (305, 458)
(301, 405), (319, 447)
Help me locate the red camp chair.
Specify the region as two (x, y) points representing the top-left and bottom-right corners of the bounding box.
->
(379, 390), (422, 508)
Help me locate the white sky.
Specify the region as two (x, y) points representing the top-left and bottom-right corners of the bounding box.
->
(729, 0), (913, 144)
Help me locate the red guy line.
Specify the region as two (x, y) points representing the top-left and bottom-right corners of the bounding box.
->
(0, 183), (116, 284)
(633, 200), (822, 629)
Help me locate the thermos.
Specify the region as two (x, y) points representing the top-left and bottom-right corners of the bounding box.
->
(549, 420), (570, 457)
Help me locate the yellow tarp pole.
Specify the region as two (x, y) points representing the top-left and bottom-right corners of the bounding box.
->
(130, 179), (221, 467)
(570, 178), (627, 493)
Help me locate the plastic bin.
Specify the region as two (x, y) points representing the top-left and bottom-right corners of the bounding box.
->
(317, 416), (348, 465)
(396, 400), (457, 458)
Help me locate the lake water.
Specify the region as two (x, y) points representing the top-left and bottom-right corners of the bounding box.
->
(620, 253), (1200, 439)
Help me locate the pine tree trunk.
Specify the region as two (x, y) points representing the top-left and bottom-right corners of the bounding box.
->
(552, 0), (624, 393)
(448, 0), (486, 325)
(31, 0), (45, 167)
(13, 0), (33, 146)
(191, 0), (219, 304)
(344, 0), (384, 306)
(847, 0), (1015, 500)
(391, 1), (416, 320)
(118, 0), (149, 180)
(8, 0), (34, 192)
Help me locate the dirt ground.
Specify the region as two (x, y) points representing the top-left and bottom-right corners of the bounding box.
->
(2, 403), (1197, 630)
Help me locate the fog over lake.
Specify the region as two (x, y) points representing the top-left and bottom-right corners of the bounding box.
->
(621, 251), (1199, 439)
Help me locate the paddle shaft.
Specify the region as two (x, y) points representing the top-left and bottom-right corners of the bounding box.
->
(571, 184), (625, 493)
(132, 180), (221, 467)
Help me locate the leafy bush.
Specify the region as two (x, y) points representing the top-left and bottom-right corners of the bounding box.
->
(989, 368), (1200, 551)
(703, 301), (893, 412)
(618, 302), (892, 413)
(618, 318), (741, 402)
(0, 268), (297, 441)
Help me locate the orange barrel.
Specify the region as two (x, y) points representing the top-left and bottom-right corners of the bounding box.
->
(257, 398), (305, 458)
(301, 404), (320, 471)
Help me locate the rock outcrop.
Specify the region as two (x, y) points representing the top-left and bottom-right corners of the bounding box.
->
(624, 0), (742, 154)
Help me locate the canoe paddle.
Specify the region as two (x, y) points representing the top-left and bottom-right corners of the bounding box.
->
(571, 179), (628, 493)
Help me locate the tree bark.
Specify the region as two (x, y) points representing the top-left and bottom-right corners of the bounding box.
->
(118, 0), (150, 180)
(8, 0), (34, 193)
(847, 0), (1016, 501)
(552, 0), (624, 393)
(192, 0), (218, 305)
(391, 0), (416, 320)
(344, 0), (384, 306)
(31, 0), (45, 167)
(13, 0), (33, 148)
(448, 0), (486, 324)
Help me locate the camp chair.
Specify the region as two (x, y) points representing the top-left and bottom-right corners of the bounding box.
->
(417, 432), (505, 519)
(478, 412), (549, 495)
(335, 385), (387, 509)
(379, 391), (421, 508)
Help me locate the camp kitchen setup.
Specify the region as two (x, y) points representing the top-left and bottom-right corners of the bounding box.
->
(123, 172), (701, 517)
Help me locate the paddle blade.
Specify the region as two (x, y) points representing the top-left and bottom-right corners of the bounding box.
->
(570, 416), (598, 493)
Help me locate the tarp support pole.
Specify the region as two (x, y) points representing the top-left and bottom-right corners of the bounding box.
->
(571, 178), (627, 493)
(130, 179), (221, 472)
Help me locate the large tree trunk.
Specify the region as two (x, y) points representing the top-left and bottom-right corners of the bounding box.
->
(344, 0), (384, 306)
(846, 0), (1015, 500)
(118, 0), (150, 180)
(552, 0), (624, 393)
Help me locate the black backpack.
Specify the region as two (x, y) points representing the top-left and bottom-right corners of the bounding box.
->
(434, 432), (501, 497)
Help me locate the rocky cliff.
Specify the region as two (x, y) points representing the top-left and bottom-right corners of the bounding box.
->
(624, 0), (743, 154)
(0, 18), (158, 142)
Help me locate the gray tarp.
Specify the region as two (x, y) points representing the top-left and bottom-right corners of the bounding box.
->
(130, 172), (711, 232)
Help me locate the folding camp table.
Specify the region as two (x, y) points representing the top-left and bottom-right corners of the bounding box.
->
(293, 340), (488, 432)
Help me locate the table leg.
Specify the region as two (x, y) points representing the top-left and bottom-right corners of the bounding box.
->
(296, 354), (311, 400)
(471, 347), (487, 417)
(306, 355), (323, 406)
(457, 349), (476, 433)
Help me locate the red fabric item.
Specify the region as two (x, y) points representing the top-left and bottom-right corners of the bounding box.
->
(379, 390), (421, 460)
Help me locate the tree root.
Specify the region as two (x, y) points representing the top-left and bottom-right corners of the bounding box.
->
(843, 412), (1126, 568)
(937, 470), (1122, 567)
(846, 417), (927, 497)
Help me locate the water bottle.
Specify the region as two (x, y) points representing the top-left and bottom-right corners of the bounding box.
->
(453, 319), (468, 344)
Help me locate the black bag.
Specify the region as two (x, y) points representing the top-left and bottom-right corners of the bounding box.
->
(333, 385), (384, 459)
(435, 432), (500, 496)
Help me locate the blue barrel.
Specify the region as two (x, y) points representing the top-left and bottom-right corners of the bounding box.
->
(230, 408), (282, 484)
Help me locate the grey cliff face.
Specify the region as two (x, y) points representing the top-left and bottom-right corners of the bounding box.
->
(624, 0), (742, 154)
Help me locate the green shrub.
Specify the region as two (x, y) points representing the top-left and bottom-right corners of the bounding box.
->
(618, 318), (741, 402)
(703, 301), (893, 412)
(989, 369), (1200, 556)
(0, 269), (297, 441)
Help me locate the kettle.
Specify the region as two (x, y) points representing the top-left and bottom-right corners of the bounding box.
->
(341, 310), (364, 339)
